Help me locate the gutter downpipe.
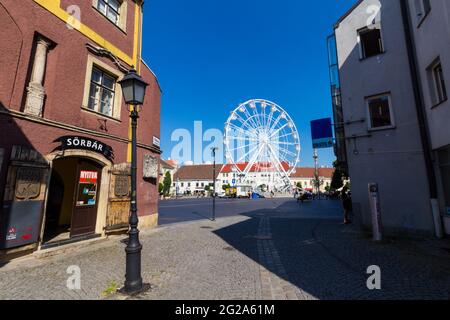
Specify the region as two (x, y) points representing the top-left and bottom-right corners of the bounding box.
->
(400, 0), (443, 238)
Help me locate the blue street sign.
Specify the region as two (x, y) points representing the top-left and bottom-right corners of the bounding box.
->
(311, 118), (333, 149)
(232, 179), (236, 186)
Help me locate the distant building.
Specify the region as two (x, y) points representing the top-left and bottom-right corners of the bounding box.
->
(290, 168), (334, 192)
(329, 0), (450, 236)
(160, 159), (178, 180)
(173, 164), (222, 195)
(173, 163), (334, 195)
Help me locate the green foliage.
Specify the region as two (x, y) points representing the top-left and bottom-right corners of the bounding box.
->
(204, 185), (211, 191)
(101, 281), (119, 297)
(163, 172), (172, 196)
(158, 182), (164, 194)
(331, 160), (344, 190)
(222, 184), (231, 191)
(312, 171), (323, 189)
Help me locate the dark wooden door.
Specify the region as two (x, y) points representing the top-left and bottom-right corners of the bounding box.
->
(70, 160), (102, 237)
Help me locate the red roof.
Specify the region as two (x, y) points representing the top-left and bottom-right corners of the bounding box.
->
(174, 164), (222, 180)
(165, 160), (178, 168)
(160, 159), (176, 169)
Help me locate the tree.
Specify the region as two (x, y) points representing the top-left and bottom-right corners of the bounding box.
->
(296, 182), (303, 189)
(204, 185), (211, 192)
(158, 183), (164, 195)
(163, 172), (172, 196)
(330, 160), (344, 190)
(312, 171), (323, 192)
(222, 184), (231, 191)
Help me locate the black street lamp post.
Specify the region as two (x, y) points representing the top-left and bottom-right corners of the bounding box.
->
(118, 69), (149, 294)
(211, 147), (218, 221)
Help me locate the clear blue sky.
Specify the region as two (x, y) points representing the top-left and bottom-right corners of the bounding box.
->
(141, 0), (355, 167)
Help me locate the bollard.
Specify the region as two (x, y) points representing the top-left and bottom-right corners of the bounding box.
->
(368, 183), (383, 242)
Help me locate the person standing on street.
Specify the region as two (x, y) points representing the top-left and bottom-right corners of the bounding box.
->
(341, 187), (352, 224)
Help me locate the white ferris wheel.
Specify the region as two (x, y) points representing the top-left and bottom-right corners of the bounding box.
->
(224, 99), (301, 191)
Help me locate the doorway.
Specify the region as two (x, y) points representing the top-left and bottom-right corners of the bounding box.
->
(43, 157), (103, 245)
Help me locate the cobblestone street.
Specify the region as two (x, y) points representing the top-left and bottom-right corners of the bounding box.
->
(1, 199), (450, 300)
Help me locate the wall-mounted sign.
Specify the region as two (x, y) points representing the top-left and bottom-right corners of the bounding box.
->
(153, 136), (161, 148)
(15, 167), (41, 200)
(54, 136), (114, 160)
(143, 154), (158, 179)
(114, 175), (130, 197)
(311, 118), (334, 149)
(79, 171), (98, 184)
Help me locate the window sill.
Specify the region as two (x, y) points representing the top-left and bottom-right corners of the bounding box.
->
(368, 125), (396, 132)
(81, 107), (122, 123)
(359, 51), (386, 61)
(92, 6), (127, 35)
(431, 98), (448, 109)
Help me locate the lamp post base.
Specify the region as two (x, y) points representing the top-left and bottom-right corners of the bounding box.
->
(119, 283), (152, 296)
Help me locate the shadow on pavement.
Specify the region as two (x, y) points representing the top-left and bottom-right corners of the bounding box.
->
(213, 200), (450, 300)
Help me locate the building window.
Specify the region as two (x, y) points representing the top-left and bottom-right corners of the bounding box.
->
(88, 67), (116, 117)
(367, 94), (394, 129)
(358, 27), (384, 59)
(414, 0), (431, 25)
(97, 0), (121, 25)
(431, 61), (447, 105)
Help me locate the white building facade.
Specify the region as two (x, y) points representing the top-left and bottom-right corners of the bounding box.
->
(174, 163), (334, 195)
(330, 0), (449, 236)
(405, 0), (450, 234)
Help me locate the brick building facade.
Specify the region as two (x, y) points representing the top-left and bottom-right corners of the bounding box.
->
(0, 0), (161, 259)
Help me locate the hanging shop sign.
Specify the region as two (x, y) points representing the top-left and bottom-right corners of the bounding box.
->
(310, 118), (334, 149)
(54, 136), (114, 160)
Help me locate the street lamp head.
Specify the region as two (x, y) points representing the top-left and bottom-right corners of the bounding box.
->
(118, 69), (149, 106)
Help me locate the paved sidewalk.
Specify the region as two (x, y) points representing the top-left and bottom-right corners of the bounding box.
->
(0, 200), (450, 300)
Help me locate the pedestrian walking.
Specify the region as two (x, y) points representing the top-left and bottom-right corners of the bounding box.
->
(341, 187), (352, 224)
